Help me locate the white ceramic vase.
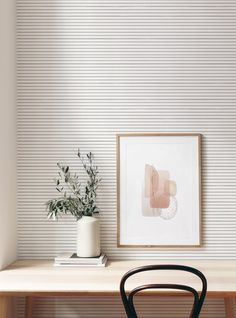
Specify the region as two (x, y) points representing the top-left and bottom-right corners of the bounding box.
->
(77, 216), (100, 257)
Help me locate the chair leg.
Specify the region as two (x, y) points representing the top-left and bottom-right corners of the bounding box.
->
(224, 297), (235, 318)
(25, 297), (34, 318)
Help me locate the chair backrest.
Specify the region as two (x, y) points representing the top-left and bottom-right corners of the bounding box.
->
(120, 264), (207, 318)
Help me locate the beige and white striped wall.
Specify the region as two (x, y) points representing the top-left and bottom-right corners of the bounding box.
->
(17, 0), (236, 316)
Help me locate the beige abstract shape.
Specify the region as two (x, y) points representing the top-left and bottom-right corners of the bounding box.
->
(145, 164), (155, 198)
(165, 180), (177, 196)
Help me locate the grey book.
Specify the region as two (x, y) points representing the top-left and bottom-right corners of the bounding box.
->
(54, 256), (107, 267)
(54, 253), (106, 265)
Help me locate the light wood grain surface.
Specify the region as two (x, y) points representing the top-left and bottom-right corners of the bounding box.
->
(0, 259), (236, 297)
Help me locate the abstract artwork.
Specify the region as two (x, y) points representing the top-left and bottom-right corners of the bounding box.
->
(117, 134), (201, 247)
(142, 164), (177, 220)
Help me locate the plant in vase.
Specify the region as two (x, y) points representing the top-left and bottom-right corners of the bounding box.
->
(46, 149), (101, 257)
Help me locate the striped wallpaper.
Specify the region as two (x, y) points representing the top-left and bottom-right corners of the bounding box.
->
(17, 0), (236, 316)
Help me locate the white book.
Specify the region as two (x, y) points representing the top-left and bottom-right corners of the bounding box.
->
(54, 256), (107, 267)
(54, 253), (106, 265)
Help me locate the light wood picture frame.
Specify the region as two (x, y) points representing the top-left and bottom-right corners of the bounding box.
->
(117, 133), (202, 247)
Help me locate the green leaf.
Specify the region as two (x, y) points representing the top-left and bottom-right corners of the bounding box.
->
(47, 149), (101, 220)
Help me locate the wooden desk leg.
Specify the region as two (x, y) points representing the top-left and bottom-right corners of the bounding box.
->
(224, 297), (235, 318)
(25, 297), (34, 318)
(0, 296), (16, 318)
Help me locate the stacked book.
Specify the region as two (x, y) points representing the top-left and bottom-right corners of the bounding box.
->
(54, 253), (107, 267)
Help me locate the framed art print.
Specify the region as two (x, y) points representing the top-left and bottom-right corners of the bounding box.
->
(117, 134), (201, 247)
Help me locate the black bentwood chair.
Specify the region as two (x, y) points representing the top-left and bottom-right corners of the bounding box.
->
(120, 264), (207, 318)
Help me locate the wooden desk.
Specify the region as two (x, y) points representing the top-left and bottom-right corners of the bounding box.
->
(0, 259), (235, 318)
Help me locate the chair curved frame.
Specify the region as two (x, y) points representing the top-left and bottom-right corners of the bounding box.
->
(120, 264), (207, 318)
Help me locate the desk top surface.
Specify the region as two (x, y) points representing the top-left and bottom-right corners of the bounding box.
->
(0, 259), (236, 297)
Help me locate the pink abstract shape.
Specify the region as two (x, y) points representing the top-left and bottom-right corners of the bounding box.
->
(157, 170), (169, 194)
(151, 168), (159, 196)
(150, 170), (170, 208)
(142, 185), (161, 217)
(142, 164), (177, 218)
(150, 193), (170, 209)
